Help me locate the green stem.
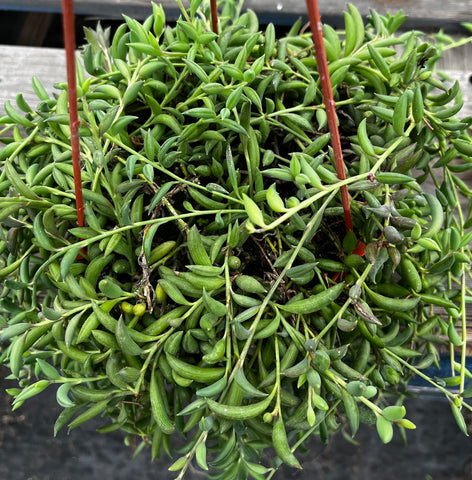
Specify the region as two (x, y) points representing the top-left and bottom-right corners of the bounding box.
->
(274, 334), (282, 414)
(459, 267), (468, 395)
(175, 430), (208, 480)
(134, 325), (176, 394)
(161, 65), (190, 107)
(441, 35), (472, 51)
(263, 105), (317, 118)
(370, 122), (416, 175)
(387, 348), (459, 399)
(174, 0), (191, 22)
(54, 375), (108, 383)
(0, 126), (39, 182)
(223, 246), (236, 372)
(0, 125), (13, 136)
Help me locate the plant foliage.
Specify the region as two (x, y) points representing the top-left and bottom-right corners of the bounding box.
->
(1, 1), (472, 477)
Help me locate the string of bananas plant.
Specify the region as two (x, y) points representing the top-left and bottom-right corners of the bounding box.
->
(1, 1), (472, 478)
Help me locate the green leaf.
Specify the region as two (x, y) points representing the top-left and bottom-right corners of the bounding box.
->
(450, 401), (469, 436)
(217, 118), (248, 136)
(99, 278), (125, 298)
(12, 380), (50, 408)
(4, 100), (34, 127)
(195, 441), (209, 470)
(382, 405), (406, 421)
(376, 414), (393, 443)
(187, 225), (212, 266)
(279, 112), (313, 132)
(0, 323), (30, 342)
(242, 194), (266, 228)
(56, 383), (76, 408)
(202, 289), (227, 317)
(36, 358), (62, 380)
(60, 247), (82, 280)
(142, 164), (154, 182)
(168, 456), (187, 472)
(110, 115), (138, 136)
(125, 155), (138, 181)
(116, 317), (143, 356)
(184, 58), (209, 82)
(234, 368), (267, 398)
(184, 107), (216, 119)
(346, 381), (367, 397)
(54, 405), (83, 436)
(68, 399), (110, 430)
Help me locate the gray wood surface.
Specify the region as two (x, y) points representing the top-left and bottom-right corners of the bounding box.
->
(0, 46), (67, 113)
(1, 0), (472, 28)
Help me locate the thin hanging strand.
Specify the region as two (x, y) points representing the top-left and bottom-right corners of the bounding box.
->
(210, 0), (219, 34)
(305, 0), (353, 231)
(62, 0), (85, 228)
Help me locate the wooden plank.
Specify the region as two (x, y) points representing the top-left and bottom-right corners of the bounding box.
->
(1, 0), (472, 28)
(1, 0), (160, 19)
(0, 46), (66, 113)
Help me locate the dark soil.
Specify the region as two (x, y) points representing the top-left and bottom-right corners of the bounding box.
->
(1, 367), (471, 480)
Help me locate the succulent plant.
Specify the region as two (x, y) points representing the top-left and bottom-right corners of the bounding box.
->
(1, 1), (472, 478)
